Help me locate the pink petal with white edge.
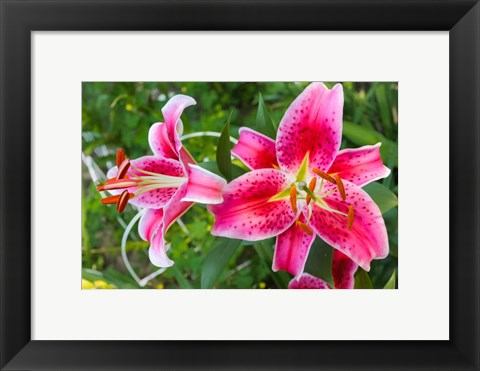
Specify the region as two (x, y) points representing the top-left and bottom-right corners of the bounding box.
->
(332, 250), (358, 289)
(138, 183), (194, 267)
(328, 143), (391, 187)
(276, 83), (343, 174)
(149, 95), (196, 159)
(288, 273), (331, 289)
(209, 169), (297, 241)
(138, 209), (173, 267)
(307, 180), (388, 271)
(126, 156), (185, 209)
(182, 164), (227, 204)
(272, 215), (315, 278)
(148, 122), (177, 159)
(232, 127), (278, 170)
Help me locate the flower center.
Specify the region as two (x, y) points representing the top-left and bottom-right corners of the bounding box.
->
(286, 167), (355, 230)
(97, 149), (187, 213)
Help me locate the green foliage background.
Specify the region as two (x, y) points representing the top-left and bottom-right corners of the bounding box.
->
(82, 82), (398, 289)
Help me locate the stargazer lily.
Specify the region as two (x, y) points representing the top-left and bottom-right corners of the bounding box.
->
(98, 95), (227, 267)
(288, 250), (358, 289)
(209, 83), (390, 277)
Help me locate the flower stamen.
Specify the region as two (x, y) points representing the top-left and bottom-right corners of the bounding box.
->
(116, 190), (130, 213)
(306, 177), (317, 205)
(347, 205), (355, 229)
(289, 185), (297, 213)
(297, 220), (313, 235)
(334, 174), (346, 201)
(102, 179), (139, 191)
(117, 159), (130, 180)
(116, 149), (126, 168)
(312, 168), (337, 184)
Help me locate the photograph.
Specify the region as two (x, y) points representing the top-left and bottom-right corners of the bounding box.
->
(82, 81), (398, 289)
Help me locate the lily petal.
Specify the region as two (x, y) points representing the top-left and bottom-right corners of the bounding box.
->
(149, 95), (196, 159)
(332, 250), (358, 289)
(329, 143), (391, 187)
(288, 273), (331, 289)
(307, 180), (388, 271)
(138, 209), (174, 267)
(232, 127), (278, 170)
(209, 169), (297, 241)
(272, 215), (315, 278)
(182, 164), (227, 204)
(128, 156), (185, 209)
(139, 183), (194, 267)
(276, 82), (343, 174)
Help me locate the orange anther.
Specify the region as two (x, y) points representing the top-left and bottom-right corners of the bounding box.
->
(101, 194), (121, 205)
(347, 205), (355, 229)
(116, 149), (126, 168)
(116, 190), (130, 213)
(312, 168), (337, 184)
(289, 185), (297, 214)
(102, 179), (138, 191)
(117, 159), (131, 180)
(334, 174), (346, 201)
(306, 177), (317, 205)
(297, 221), (313, 235)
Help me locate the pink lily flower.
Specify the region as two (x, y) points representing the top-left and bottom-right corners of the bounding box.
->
(288, 250), (358, 289)
(209, 83), (390, 278)
(98, 95), (227, 267)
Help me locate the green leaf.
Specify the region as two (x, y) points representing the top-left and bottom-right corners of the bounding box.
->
(201, 237), (242, 288)
(354, 269), (373, 289)
(383, 269), (396, 289)
(171, 265), (193, 289)
(342, 121), (397, 167)
(374, 83), (393, 137)
(304, 238), (334, 287)
(363, 182), (398, 215)
(256, 92), (277, 139)
(216, 113), (233, 181)
(253, 239), (291, 288)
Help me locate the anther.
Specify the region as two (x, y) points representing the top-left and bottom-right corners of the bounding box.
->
(297, 221), (313, 235)
(334, 174), (346, 201)
(306, 178), (317, 205)
(116, 149), (126, 168)
(289, 185), (297, 214)
(312, 168), (337, 184)
(117, 159), (130, 180)
(347, 205), (355, 229)
(101, 194), (121, 205)
(102, 179), (138, 191)
(116, 190), (130, 213)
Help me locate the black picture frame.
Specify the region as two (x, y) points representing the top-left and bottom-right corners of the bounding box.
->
(1, 1), (479, 370)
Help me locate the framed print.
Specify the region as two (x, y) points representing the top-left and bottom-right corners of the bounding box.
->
(1, 1), (479, 370)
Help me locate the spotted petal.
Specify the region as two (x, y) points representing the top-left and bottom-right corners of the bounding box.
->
(307, 180), (388, 271)
(138, 209), (173, 267)
(288, 273), (331, 289)
(182, 164), (227, 204)
(329, 143), (391, 187)
(272, 215), (315, 278)
(105, 156), (185, 209)
(138, 182), (194, 267)
(232, 127), (278, 170)
(276, 82), (343, 175)
(332, 250), (358, 289)
(209, 169), (297, 241)
(149, 95), (196, 159)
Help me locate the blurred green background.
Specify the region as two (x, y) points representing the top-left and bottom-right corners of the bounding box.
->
(82, 82), (398, 289)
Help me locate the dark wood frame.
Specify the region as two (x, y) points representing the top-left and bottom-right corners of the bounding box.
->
(1, 1), (479, 370)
